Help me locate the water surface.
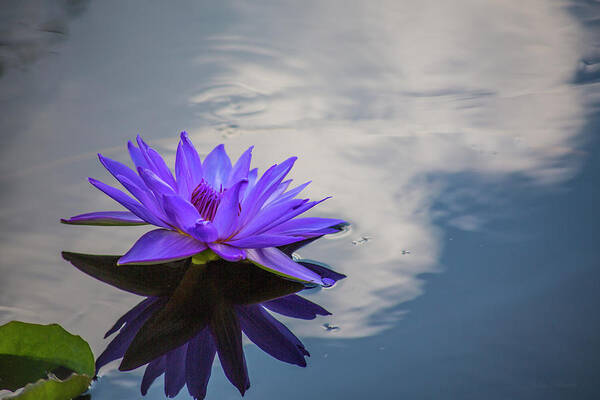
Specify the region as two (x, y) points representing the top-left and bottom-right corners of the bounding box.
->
(1, 1), (599, 399)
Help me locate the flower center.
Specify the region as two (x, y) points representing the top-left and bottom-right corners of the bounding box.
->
(190, 179), (224, 221)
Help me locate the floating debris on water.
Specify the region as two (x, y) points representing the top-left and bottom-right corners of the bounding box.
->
(352, 236), (370, 245)
(322, 323), (340, 332)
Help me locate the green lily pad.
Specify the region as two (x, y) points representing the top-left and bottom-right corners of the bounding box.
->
(0, 321), (94, 399)
(3, 373), (91, 400)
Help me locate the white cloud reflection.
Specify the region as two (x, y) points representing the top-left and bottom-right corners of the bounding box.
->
(183, 0), (590, 338)
(0, 0), (595, 354)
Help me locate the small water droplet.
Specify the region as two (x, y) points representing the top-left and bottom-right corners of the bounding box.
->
(322, 277), (335, 287)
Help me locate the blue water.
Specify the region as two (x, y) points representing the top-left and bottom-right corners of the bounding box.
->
(1, 0), (599, 399)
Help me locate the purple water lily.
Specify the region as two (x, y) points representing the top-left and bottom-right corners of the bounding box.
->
(62, 132), (345, 285)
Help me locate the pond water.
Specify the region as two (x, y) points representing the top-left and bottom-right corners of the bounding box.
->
(1, 0), (599, 399)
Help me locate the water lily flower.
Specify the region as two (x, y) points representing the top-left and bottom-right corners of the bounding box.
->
(62, 132), (345, 285)
(62, 250), (346, 399)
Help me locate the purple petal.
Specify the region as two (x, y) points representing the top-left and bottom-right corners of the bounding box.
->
(227, 234), (304, 249)
(203, 144), (232, 190)
(118, 229), (206, 265)
(138, 167), (177, 199)
(208, 243), (245, 262)
(128, 140), (151, 170)
(263, 294), (331, 320)
(175, 140), (191, 197)
(240, 168), (258, 202)
(245, 247), (325, 285)
(236, 304), (307, 366)
(258, 197), (331, 234)
(297, 259), (347, 286)
(180, 132), (204, 190)
(268, 181), (311, 206)
(212, 179), (246, 239)
(61, 211), (147, 226)
(88, 178), (164, 227)
(234, 198), (306, 238)
(240, 157), (297, 226)
(136, 135), (154, 164)
(164, 344), (187, 398)
(190, 220), (218, 242)
(114, 173), (163, 218)
(141, 356), (166, 395)
(263, 179), (292, 206)
(247, 168), (258, 188)
(237, 163), (278, 220)
(268, 217), (347, 236)
(98, 154), (146, 190)
(226, 146), (253, 188)
(133, 135), (176, 189)
(96, 297), (164, 372)
(186, 328), (216, 400)
(113, 173), (169, 228)
(161, 194), (201, 233)
(147, 147), (177, 190)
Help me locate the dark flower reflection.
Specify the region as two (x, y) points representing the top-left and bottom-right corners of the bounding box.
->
(62, 241), (345, 399)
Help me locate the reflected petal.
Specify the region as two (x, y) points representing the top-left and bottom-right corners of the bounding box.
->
(141, 356), (166, 396)
(263, 294), (331, 320)
(96, 297), (165, 372)
(120, 266), (213, 371)
(62, 252), (189, 296)
(185, 328), (216, 400)
(164, 344), (187, 398)
(104, 297), (157, 338)
(210, 301), (249, 395)
(236, 304), (307, 367)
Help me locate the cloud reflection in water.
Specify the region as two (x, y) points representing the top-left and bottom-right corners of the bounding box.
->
(181, 0), (593, 338)
(0, 0), (596, 347)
